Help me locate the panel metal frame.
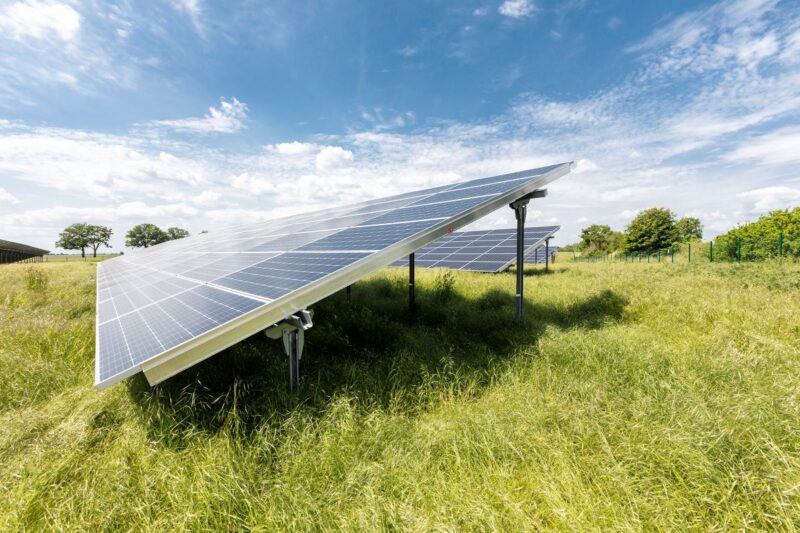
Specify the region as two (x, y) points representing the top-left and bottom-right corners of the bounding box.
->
(96, 162), (571, 389)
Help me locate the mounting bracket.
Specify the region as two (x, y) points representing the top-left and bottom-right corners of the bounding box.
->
(265, 309), (313, 392)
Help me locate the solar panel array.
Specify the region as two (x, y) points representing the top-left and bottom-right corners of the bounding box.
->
(392, 226), (559, 272)
(526, 246), (558, 264)
(96, 162), (571, 389)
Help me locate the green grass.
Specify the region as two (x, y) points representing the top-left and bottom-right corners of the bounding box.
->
(1, 261), (799, 531)
(43, 253), (119, 263)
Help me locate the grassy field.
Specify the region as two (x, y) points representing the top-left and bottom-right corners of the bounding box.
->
(1, 260), (799, 531)
(43, 253), (120, 263)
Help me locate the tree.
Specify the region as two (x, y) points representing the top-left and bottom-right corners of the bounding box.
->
(165, 227), (190, 240)
(125, 224), (168, 248)
(86, 225), (113, 257)
(578, 224), (624, 255)
(55, 223), (90, 258)
(624, 208), (676, 252)
(675, 217), (703, 242)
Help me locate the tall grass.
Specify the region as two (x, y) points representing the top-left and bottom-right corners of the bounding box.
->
(1, 261), (799, 530)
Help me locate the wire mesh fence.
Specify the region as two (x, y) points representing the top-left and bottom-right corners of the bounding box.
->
(568, 232), (798, 263)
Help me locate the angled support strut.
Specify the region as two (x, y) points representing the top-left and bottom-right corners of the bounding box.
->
(265, 310), (314, 392)
(509, 189), (547, 321)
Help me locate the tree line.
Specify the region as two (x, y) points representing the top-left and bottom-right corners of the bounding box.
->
(55, 223), (191, 257)
(562, 207), (703, 256)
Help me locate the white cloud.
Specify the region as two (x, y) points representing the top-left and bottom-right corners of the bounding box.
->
(175, 0), (204, 35)
(473, 7), (488, 16)
(607, 17), (622, 30)
(192, 190), (221, 206)
(498, 0), (536, 19)
(360, 108), (416, 131)
(265, 141), (317, 155)
(0, 126), (209, 200)
(599, 186), (669, 202)
(737, 186), (800, 212)
(0, 0), (80, 41)
(316, 146), (354, 171)
(228, 172), (279, 196)
(572, 159), (598, 173)
(144, 98), (248, 134)
(780, 29), (800, 64)
(1, 202), (198, 227)
(0, 187), (20, 204)
(398, 45), (418, 57)
(618, 209), (642, 220)
(725, 127), (800, 164)
(0, 0), (138, 106)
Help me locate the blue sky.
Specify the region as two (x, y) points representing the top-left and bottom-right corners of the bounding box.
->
(0, 0), (799, 252)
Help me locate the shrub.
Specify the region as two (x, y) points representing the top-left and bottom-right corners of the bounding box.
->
(715, 207), (800, 260)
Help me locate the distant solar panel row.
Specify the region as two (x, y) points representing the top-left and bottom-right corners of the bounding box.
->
(526, 246), (558, 264)
(96, 162), (571, 389)
(392, 226), (558, 272)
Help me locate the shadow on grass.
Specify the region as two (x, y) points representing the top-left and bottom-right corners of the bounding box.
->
(127, 274), (627, 444)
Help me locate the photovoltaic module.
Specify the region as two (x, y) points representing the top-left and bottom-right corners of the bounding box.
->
(96, 162), (571, 389)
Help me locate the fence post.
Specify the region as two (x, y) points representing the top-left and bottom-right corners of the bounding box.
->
(688, 243), (691, 263)
(779, 232), (783, 258)
(709, 241), (713, 262)
(736, 238), (741, 262)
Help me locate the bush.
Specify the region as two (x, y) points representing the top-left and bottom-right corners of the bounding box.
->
(715, 207), (800, 261)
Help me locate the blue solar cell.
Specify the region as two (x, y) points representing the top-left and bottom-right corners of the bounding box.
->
(97, 320), (132, 382)
(297, 221), (435, 251)
(118, 312), (166, 365)
(213, 252), (370, 300)
(157, 295), (220, 337)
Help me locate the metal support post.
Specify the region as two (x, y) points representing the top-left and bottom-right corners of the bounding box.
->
(409, 253), (416, 312)
(514, 202), (526, 320)
(346, 285), (351, 302)
(265, 310), (313, 392)
(545, 237), (550, 273)
(507, 189), (546, 321)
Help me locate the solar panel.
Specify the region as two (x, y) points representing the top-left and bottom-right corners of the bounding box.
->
(391, 225), (559, 272)
(526, 245), (558, 264)
(96, 162), (571, 389)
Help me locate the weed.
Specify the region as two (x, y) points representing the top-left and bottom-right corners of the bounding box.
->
(25, 267), (48, 292)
